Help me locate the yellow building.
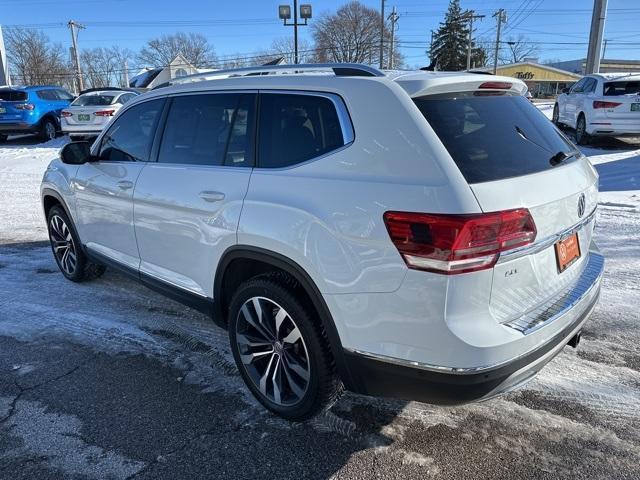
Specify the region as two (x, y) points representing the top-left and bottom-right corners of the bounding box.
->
(478, 62), (582, 98)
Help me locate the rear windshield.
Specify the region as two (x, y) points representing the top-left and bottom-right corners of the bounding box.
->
(414, 93), (577, 184)
(0, 90), (28, 102)
(603, 81), (640, 96)
(72, 94), (117, 106)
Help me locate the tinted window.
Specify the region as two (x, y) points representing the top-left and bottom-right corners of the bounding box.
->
(258, 93), (344, 168)
(56, 89), (74, 100)
(158, 93), (255, 167)
(0, 90), (28, 101)
(36, 90), (57, 100)
(583, 78), (597, 93)
(99, 99), (164, 162)
(414, 93), (577, 184)
(570, 78), (587, 93)
(604, 80), (640, 96)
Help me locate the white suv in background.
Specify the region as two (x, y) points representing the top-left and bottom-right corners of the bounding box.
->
(41, 64), (604, 420)
(553, 72), (640, 144)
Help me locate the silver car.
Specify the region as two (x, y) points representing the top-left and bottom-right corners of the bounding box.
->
(61, 90), (139, 140)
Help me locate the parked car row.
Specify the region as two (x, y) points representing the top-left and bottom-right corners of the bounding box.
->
(0, 86), (139, 143)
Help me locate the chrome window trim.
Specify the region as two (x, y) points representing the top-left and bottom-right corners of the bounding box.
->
(497, 206), (597, 263)
(345, 251), (604, 376)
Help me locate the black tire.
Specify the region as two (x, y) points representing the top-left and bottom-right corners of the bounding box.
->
(552, 104), (560, 126)
(228, 274), (342, 421)
(39, 118), (57, 142)
(46, 205), (106, 282)
(575, 114), (590, 145)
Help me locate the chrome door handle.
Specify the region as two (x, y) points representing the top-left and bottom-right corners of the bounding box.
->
(199, 191), (225, 202)
(117, 180), (134, 190)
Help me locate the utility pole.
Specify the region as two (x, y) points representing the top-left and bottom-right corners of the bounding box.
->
(429, 29), (435, 65)
(123, 59), (129, 88)
(464, 11), (485, 71)
(492, 9), (506, 75)
(388, 7), (399, 69)
(585, 0), (608, 74)
(379, 0), (386, 69)
(601, 38), (609, 64)
(68, 20), (84, 93)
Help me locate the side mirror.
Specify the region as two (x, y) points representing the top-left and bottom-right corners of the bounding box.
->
(60, 141), (92, 165)
(562, 87), (570, 94)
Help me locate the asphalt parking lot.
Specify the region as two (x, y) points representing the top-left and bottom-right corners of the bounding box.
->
(1, 133), (639, 479)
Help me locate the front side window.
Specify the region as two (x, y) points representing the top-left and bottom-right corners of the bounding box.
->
(98, 99), (164, 162)
(258, 93), (345, 168)
(583, 78), (597, 94)
(56, 90), (74, 101)
(570, 78), (587, 94)
(158, 93), (255, 167)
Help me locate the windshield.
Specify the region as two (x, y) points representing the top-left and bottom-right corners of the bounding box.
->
(413, 93), (577, 184)
(72, 94), (117, 106)
(604, 80), (640, 96)
(0, 90), (28, 102)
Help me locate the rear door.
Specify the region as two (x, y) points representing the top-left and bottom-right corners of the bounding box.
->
(133, 92), (256, 298)
(414, 91), (598, 323)
(74, 98), (165, 268)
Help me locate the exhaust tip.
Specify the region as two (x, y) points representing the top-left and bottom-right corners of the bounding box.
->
(568, 331), (582, 349)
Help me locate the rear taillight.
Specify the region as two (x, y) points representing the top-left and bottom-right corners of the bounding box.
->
(15, 103), (35, 111)
(383, 209), (537, 275)
(593, 101), (622, 109)
(478, 81), (512, 90)
(94, 110), (115, 117)
(61, 111), (72, 117)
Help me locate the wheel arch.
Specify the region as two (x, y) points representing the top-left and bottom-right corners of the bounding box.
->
(42, 188), (72, 221)
(214, 245), (355, 388)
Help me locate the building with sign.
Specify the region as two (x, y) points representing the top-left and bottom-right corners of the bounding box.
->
(476, 61), (582, 98)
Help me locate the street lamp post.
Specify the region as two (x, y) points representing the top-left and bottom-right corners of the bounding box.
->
(279, 2), (312, 64)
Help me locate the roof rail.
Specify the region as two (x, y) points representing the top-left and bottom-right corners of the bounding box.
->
(153, 63), (385, 89)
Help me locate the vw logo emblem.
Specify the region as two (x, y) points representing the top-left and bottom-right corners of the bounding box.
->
(577, 193), (586, 218)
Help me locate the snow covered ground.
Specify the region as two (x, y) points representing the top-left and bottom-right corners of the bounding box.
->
(1, 119), (639, 479)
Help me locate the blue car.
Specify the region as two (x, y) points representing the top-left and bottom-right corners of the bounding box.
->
(0, 86), (75, 143)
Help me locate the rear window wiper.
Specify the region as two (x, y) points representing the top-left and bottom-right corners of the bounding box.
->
(549, 150), (579, 166)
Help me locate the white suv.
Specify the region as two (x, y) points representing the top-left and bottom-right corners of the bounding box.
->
(41, 64), (604, 420)
(553, 72), (640, 144)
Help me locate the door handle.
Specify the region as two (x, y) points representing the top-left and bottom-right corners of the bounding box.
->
(117, 180), (134, 190)
(199, 191), (225, 202)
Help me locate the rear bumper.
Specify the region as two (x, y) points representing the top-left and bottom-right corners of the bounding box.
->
(342, 251), (604, 405)
(588, 120), (640, 136)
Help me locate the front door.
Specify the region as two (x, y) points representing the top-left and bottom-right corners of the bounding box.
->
(73, 98), (165, 269)
(133, 92), (257, 297)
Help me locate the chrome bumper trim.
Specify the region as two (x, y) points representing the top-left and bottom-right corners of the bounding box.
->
(498, 207), (597, 263)
(502, 252), (604, 335)
(345, 252), (603, 376)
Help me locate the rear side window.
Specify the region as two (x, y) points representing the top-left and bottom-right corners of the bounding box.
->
(56, 90), (74, 100)
(604, 81), (640, 96)
(258, 93), (345, 168)
(158, 93), (256, 167)
(0, 90), (28, 101)
(414, 93), (576, 184)
(99, 99), (164, 162)
(36, 90), (57, 100)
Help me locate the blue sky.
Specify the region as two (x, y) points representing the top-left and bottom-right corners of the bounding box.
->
(2, 0), (639, 68)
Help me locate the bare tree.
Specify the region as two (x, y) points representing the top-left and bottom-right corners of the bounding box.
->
(501, 35), (538, 64)
(312, 1), (402, 67)
(81, 46), (134, 88)
(138, 32), (216, 68)
(4, 27), (72, 86)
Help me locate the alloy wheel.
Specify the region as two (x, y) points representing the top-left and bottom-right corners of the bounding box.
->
(235, 296), (311, 406)
(49, 215), (77, 275)
(576, 117), (586, 143)
(552, 105), (559, 124)
(45, 121), (56, 140)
